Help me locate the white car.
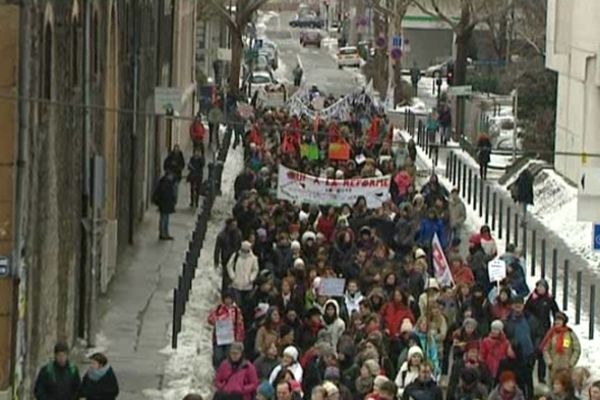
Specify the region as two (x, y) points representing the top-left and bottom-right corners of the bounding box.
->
(337, 46), (361, 69)
(488, 115), (523, 149)
(243, 71), (277, 98)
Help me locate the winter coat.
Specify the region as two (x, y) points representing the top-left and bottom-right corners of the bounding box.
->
(208, 106), (223, 124)
(234, 172), (255, 200)
(208, 303), (245, 344)
(480, 235), (497, 257)
(401, 378), (444, 400)
(447, 360), (493, 400)
(34, 361), (80, 400)
(254, 326), (279, 356)
(214, 359), (259, 400)
(315, 215), (336, 243)
(541, 326), (581, 371)
(323, 299), (346, 349)
(152, 174), (177, 214)
(451, 383), (488, 400)
(78, 366), (119, 400)
(393, 146), (410, 170)
(487, 386), (525, 400)
(395, 361), (420, 396)
(214, 228), (242, 267)
(187, 155), (205, 180)
(344, 291), (364, 317)
(391, 171), (413, 204)
(450, 264), (475, 286)
(269, 362), (303, 384)
(227, 250), (259, 291)
(414, 331), (440, 375)
(505, 313), (534, 359)
(380, 301), (415, 338)
(448, 196), (466, 228)
(417, 218), (446, 248)
(479, 333), (512, 378)
(393, 217), (415, 251)
(525, 290), (559, 342)
(163, 150), (185, 175)
(330, 236), (356, 278)
(515, 169), (534, 205)
(477, 137), (492, 164)
(253, 355), (279, 381)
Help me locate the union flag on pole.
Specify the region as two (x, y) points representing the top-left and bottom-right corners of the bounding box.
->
(432, 233), (454, 287)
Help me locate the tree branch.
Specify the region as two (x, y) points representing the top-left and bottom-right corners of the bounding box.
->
(242, 0), (270, 20)
(469, 0), (514, 29)
(208, 0), (239, 32)
(411, 0), (458, 31)
(514, 27), (546, 56)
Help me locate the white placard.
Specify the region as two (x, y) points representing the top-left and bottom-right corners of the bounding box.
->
(488, 258), (507, 283)
(319, 278), (346, 297)
(215, 319), (235, 346)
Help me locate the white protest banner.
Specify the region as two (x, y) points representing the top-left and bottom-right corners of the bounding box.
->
(319, 278), (346, 297)
(215, 319), (235, 346)
(488, 258), (507, 283)
(277, 165), (391, 208)
(432, 233), (454, 287)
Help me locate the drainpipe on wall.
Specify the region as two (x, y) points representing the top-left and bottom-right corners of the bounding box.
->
(12, 1), (32, 398)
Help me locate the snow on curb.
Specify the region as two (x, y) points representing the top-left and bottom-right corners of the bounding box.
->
(146, 144), (244, 400)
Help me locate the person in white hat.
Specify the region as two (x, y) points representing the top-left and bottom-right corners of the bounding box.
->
(269, 346), (303, 384)
(227, 241), (259, 305)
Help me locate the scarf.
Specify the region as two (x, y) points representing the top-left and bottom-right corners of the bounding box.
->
(540, 325), (570, 354)
(87, 365), (109, 382)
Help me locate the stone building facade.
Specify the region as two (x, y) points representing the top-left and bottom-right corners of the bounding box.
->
(0, 0), (197, 398)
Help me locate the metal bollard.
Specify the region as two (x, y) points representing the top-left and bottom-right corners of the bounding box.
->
(172, 288), (179, 349)
(506, 207), (511, 244)
(479, 180), (484, 217)
(531, 231), (537, 276)
(552, 249), (558, 296)
(452, 154), (458, 185)
(492, 192), (497, 231)
(590, 285), (596, 339)
(541, 239), (546, 278)
(467, 169), (473, 204)
(473, 176), (478, 210)
(446, 152), (452, 178)
(563, 260), (569, 310)
(462, 164), (467, 197)
(514, 213), (519, 248)
(576, 271), (582, 324)
(485, 186), (490, 224)
(498, 199), (504, 239)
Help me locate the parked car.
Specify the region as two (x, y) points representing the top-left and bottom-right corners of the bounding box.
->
(300, 30), (322, 47)
(289, 15), (324, 29)
(337, 46), (361, 69)
(425, 58), (453, 78)
(257, 38), (279, 69)
(487, 115), (524, 150)
(242, 71), (277, 98)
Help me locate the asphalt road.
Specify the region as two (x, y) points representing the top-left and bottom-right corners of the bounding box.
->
(263, 11), (365, 97)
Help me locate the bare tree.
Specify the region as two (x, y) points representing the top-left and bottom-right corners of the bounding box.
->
(208, 0), (270, 93)
(412, 0), (515, 86)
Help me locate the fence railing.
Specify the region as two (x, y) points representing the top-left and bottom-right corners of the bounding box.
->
(404, 111), (597, 340)
(171, 128), (233, 349)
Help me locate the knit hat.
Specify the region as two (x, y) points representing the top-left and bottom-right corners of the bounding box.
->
(400, 319), (414, 334)
(491, 319), (504, 332)
(335, 170), (344, 179)
(407, 346), (424, 359)
(363, 359), (380, 377)
(462, 317), (478, 329)
(257, 382), (275, 400)
(230, 341), (244, 353)
(301, 231), (316, 243)
(414, 248), (426, 259)
(256, 228), (268, 239)
(426, 278), (440, 291)
(54, 342), (69, 354)
(324, 366), (341, 381)
(283, 346), (299, 361)
(291, 240), (301, 251)
(293, 258), (305, 268)
(322, 381), (339, 397)
(499, 370), (516, 384)
(555, 311), (568, 323)
(373, 375), (390, 390)
(241, 241), (252, 251)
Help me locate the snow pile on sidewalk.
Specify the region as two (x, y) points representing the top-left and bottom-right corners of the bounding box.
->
(148, 144), (244, 400)
(528, 169), (600, 267)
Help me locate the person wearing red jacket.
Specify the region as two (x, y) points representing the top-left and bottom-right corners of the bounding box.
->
(247, 123), (263, 148)
(189, 114), (206, 153)
(315, 207), (337, 243)
(208, 289), (245, 368)
(479, 319), (515, 379)
(449, 255), (474, 287)
(380, 288), (415, 338)
(214, 342), (259, 400)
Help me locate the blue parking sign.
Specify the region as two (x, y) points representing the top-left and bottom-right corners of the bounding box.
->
(594, 223), (600, 251)
(392, 35), (402, 48)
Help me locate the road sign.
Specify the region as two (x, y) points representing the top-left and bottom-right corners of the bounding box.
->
(154, 86), (182, 114)
(593, 223), (600, 252)
(0, 256), (9, 277)
(448, 85), (473, 96)
(256, 39), (263, 49)
(391, 35), (402, 48)
(217, 48), (232, 61)
(390, 48), (402, 60)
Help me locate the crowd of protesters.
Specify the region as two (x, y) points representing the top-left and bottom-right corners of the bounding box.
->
(205, 90), (594, 400)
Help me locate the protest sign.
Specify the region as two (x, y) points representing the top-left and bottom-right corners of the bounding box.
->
(319, 278), (346, 297)
(328, 142), (351, 161)
(432, 233), (454, 287)
(277, 165), (391, 208)
(300, 143), (320, 160)
(488, 258), (507, 283)
(215, 319), (235, 346)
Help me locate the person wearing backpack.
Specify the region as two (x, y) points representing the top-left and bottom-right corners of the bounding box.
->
(34, 342), (81, 400)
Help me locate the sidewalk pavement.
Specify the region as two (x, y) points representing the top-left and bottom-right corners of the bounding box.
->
(89, 140), (215, 400)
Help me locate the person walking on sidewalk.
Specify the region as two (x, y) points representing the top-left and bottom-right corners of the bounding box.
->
(215, 218), (243, 291)
(293, 63), (304, 87)
(208, 100), (224, 148)
(438, 103), (452, 145)
(187, 148), (205, 208)
(79, 352), (119, 400)
(34, 342), (81, 400)
(152, 169), (177, 240)
(476, 134), (492, 180)
(189, 112), (206, 154)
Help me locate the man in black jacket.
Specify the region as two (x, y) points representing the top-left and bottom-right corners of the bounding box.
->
(402, 363), (443, 400)
(152, 170), (177, 240)
(214, 218), (242, 291)
(34, 342), (80, 400)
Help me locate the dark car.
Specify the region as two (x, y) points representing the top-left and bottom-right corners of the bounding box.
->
(300, 30), (322, 47)
(289, 16), (324, 29)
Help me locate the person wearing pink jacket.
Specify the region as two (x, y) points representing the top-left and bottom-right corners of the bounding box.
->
(214, 342), (259, 400)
